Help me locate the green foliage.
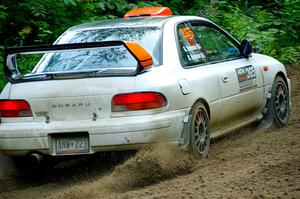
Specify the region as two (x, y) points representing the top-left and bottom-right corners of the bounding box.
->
(190, 0), (300, 64)
(17, 54), (43, 75)
(0, 0), (299, 90)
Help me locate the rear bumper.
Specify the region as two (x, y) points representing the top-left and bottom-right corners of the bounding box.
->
(0, 109), (189, 156)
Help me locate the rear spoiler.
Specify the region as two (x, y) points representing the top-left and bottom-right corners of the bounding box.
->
(4, 41), (153, 83)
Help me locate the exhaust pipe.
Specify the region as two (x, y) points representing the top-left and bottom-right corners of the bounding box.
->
(28, 153), (44, 167)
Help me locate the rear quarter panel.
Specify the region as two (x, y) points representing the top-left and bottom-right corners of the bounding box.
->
(0, 83), (11, 99)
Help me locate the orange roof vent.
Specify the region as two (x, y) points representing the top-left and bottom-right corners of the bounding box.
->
(124, 7), (172, 18)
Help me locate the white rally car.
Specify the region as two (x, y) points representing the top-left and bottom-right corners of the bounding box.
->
(0, 7), (291, 161)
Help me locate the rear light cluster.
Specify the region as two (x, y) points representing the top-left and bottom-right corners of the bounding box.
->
(0, 100), (32, 117)
(112, 92), (167, 112)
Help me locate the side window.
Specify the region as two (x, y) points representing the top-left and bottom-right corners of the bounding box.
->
(193, 25), (241, 62)
(177, 23), (208, 67)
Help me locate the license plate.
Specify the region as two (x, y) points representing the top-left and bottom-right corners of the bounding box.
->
(54, 134), (90, 155)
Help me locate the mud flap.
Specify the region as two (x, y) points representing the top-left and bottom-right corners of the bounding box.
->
(179, 115), (192, 149)
(257, 92), (274, 130)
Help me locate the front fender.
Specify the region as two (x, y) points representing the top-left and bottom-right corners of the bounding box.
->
(251, 53), (288, 91)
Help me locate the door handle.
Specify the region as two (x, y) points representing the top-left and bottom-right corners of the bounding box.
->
(222, 76), (229, 83)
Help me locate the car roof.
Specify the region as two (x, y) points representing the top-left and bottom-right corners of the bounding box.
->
(68, 16), (174, 31)
(67, 16), (211, 32)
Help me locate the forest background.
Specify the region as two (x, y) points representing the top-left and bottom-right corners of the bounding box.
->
(0, 0), (299, 89)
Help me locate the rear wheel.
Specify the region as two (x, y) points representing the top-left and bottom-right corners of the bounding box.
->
(189, 102), (210, 158)
(271, 76), (290, 127)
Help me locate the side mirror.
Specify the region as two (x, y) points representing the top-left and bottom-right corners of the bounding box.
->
(253, 46), (260, 53)
(240, 39), (253, 58)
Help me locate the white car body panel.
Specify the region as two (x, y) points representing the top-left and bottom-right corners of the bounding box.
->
(0, 16), (291, 156)
(0, 83), (11, 99)
(9, 77), (136, 121)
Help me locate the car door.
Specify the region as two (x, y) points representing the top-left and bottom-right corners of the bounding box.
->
(191, 21), (264, 129)
(175, 22), (223, 132)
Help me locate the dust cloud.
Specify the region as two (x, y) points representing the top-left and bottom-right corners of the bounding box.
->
(106, 145), (196, 191)
(53, 145), (197, 199)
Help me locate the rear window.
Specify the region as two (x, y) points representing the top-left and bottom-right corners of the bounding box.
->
(33, 45), (138, 73)
(55, 27), (162, 66)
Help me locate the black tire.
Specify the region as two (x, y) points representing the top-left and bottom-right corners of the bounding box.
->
(189, 102), (210, 158)
(271, 76), (290, 127)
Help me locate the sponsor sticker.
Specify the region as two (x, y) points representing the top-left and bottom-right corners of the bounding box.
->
(179, 27), (196, 46)
(235, 65), (257, 90)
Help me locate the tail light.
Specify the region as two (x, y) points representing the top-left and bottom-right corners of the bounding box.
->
(0, 100), (33, 117)
(112, 92), (167, 112)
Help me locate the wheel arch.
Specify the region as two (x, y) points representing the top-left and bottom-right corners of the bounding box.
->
(275, 71), (288, 90)
(190, 98), (211, 119)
